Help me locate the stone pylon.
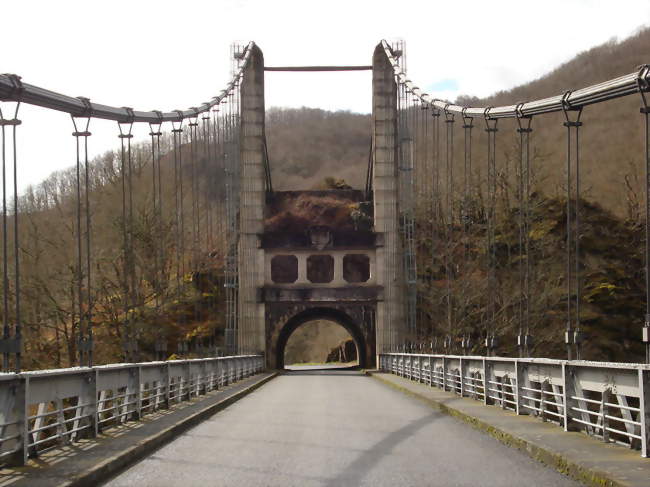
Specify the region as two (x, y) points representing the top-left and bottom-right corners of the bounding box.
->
(372, 43), (404, 359)
(238, 44), (266, 355)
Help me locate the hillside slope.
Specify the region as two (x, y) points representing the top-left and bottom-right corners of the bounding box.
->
(11, 28), (649, 369)
(456, 28), (650, 217)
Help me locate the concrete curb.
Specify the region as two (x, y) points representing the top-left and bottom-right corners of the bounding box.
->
(63, 372), (278, 487)
(369, 371), (626, 487)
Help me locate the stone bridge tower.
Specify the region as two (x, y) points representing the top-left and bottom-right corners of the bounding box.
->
(237, 43), (402, 368)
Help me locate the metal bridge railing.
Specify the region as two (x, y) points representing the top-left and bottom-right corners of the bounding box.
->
(380, 353), (650, 458)
(0, 354), (265, 466)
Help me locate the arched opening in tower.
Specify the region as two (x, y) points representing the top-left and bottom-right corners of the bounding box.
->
(283, 319), (358, 368)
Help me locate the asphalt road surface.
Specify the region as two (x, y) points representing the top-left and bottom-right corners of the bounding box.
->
(105, 367), (579, 486)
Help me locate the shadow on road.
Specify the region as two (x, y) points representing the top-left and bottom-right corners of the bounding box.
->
(324, 411), (441, 486)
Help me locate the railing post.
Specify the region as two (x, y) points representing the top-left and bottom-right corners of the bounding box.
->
(563, 363), (576, 432)
(0, 375), (26, 466)
(134, 366), (142, 420)
(19, 377), (27, 465)
(87, 369), (98, 438)
(515, 360), (525, 415)
(601, 388), (610, 443)
(482, 358), (490, 405)
(200, 361), (208, 395)
(640, 368), (650, 457)
(459, 358), (466, 397)
(212, 358), (221, 391)
(428, 356), (433, 386)
(406, 355), (411, 380)
(163, 362), (171, 408)
(540, 379), (547, 421)
(498, 376), (506, 409)
(183, 361), (191, 400)
(442, 356), (447, 391)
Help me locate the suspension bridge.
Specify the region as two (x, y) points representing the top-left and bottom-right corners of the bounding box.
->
(0, 41), (649, 486)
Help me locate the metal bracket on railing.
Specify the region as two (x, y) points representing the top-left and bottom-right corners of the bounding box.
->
(517, 334), (534, 348)
(461, 335), (472, 354)
(121, 106), (136, 125)
(151, 109), (164, 126)
(74, 96), (93, 119)
(443, 103), (454, 124)
(461, 107), (473, 129)
(637, 64), (650, 110)
(0, 338), (20, 354)
(561, 91), (583, 127)
(0, 74), (23, 101)
(515, 102), (533, 133)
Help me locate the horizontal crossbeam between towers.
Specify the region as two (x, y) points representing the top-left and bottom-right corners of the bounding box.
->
(264, 65), (372, 71)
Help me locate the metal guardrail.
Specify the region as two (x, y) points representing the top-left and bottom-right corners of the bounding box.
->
(380, 40), (650, 118)
(380, 353), (650, 458)
(0, 354), (264, 466)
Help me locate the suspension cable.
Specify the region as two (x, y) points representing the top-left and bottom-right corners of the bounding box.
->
(420, 99), (430, 344)
(412, 94), (420, 342)
(444, 105), (455, 353)
(188, 114), (200, 355)
(224, 89), (237, 355)
(212, 107), (224, 259)
(516, 104), (533, 357)
(201, 111), (213, 355)
(638, 65), (650, 363)
(562, 92), (584, 360)
(460, 109), (474, 353)
(202, 112), (212, 253)
(171, 113), (186, 356)
(149, 113), (166, 360)
(118, 110), (136, 362)
(0, 93), (22, 372)
(71, 98), (92, 367)
(188, 114), (199, 271)
(430, 104), (441, 351)
(484, 110), (498, 356)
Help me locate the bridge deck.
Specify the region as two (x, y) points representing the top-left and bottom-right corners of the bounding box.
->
(106, 367), (577, 487)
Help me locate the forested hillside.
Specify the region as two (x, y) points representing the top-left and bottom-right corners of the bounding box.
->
(415, 27), (650, 361)
(7, 27), (650, 369)
(265, 107), (370, 190)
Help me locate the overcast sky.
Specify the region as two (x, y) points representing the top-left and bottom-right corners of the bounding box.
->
(3, 0), (649, 191)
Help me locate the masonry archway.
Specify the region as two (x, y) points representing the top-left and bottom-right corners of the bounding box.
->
(275, 307), (367, 370)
